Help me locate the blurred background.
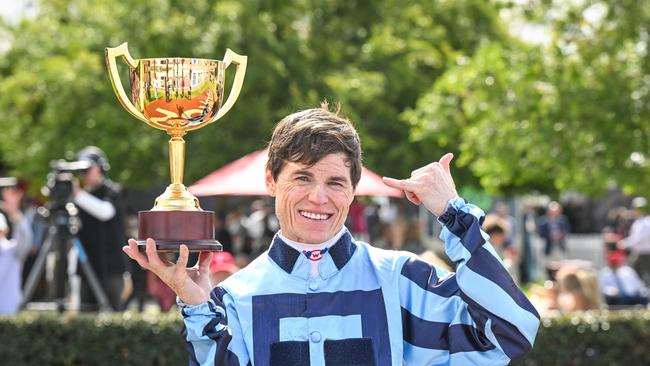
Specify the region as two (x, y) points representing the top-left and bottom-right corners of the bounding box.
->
(1, 0), (649, 365)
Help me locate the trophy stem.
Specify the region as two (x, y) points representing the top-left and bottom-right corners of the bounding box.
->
(150, 131), (200, 211)
(169, 134), (185, 185)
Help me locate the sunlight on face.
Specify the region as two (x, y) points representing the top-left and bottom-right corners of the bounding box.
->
(265, 153), (355, 244)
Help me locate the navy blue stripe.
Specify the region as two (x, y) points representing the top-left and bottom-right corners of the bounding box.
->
(447, 323), (495, 354)
(401, 308), (495, 353)
(466, 247), (541, 320)
(268, 235), (301, 273)
(400, 257), (460, 298)
(401, 307), (449, 349)
(438, 204), (486, 255)
(328, 231), (357, 269)
(461, 292), (533, 361)
(252, 289), (391, 366)
(211, 286), (228, 303)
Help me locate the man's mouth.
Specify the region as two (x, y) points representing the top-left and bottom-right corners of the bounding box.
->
(299, 210), (333, 221)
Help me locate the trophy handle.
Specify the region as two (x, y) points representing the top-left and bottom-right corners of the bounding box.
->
(212, 49), (247, 122)
(105, 43), (148, 123)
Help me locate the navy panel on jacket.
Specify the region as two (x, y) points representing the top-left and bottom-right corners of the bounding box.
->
(252, 289), (391, 366)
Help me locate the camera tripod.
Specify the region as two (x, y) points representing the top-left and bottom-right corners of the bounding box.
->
(21, 203), (113, 312)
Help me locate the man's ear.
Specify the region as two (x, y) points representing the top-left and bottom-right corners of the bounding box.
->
(265, 169), (276, 197)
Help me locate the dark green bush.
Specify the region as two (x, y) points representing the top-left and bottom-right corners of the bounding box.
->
(0, 312), (187, 366)
(1, 310), (649, 365)
(514, 309), (650, 366)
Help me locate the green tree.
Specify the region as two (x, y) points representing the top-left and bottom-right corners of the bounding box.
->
(408, 0), (650, 195)
(0, 0), (509, 193)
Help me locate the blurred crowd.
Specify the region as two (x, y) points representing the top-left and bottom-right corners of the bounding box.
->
(1, 149), (649, 316)
(520, 198), (650, 315)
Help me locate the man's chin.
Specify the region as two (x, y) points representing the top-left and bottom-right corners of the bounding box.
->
(300, 232), (332, 244)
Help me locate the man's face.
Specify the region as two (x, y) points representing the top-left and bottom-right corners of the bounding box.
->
(82, 164), (103, 188)
(265, 152), (355, 244)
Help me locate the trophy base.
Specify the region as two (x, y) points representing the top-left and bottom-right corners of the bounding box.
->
(138, 210), (222, 252)
(135, 239), (222, 252)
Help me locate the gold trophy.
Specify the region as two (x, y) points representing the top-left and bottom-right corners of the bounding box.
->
(105, 42), (247, 251)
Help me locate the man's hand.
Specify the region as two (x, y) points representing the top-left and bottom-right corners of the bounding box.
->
(122, 239), (213, 305)
(382, 153), (459, 216)
(72, 177), (81, 196)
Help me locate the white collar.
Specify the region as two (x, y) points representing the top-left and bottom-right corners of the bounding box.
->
(278, 227), (347, 253)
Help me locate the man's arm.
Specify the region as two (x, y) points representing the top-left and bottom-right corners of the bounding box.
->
(622, 218), (650, 249)
(123, 240), (248, 366)
(1, 187), (34, 260)
(441, 198), (539, 359)
(180, 287), (250, 366)
(397, 199), (540, 365)
(73, 190), (116, 221)
(384, 154), (540, 364)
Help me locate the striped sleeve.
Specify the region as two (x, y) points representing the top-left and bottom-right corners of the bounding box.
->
(399, 197), (540, 365)
(180, 287), (250, 366)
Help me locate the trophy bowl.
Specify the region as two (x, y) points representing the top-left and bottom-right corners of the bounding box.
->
(105, 43), (247, 252)
(134, 58), (225, 131)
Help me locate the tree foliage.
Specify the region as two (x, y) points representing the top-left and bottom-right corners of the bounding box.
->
(1, 0), (647, 197)
(408, 0), (650, 195)
(0, 0), (506, 192)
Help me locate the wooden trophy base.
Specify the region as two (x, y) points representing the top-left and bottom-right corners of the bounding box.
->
(137, 210), (222, 252)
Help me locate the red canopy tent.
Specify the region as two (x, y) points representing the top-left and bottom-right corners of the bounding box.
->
(189, 149), (403, 198)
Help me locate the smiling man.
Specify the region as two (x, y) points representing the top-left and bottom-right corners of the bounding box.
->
(124, 103), (540, 366)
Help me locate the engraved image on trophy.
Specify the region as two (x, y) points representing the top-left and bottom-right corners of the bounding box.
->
(105, 43), (247, 252)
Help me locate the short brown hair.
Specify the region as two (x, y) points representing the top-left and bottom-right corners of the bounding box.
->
(266, 102), (362, 187)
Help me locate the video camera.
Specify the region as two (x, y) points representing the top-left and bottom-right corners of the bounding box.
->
(42, 159), (92, 210)
(0, 176), (18, 189)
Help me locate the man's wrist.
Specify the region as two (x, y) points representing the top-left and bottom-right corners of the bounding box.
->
(177, 297), (218, 318)
(437, 197), (467, 223)
(435, 196), (460, 217)
(177, 296), (210, 308)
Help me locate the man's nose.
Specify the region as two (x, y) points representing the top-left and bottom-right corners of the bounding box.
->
(308, 184), (327, 204)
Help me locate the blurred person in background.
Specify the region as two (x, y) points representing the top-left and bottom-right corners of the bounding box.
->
(529, 261), (601, 315)
(620, 197), (650, 287)
(400, 217), (425, 254)
(489, 201), (517, 248)
(208, 252), (240, 287)
(124, 213), (147, 312)
(73, 146), (130, 311)
(347, 198), (368, 241)
(538, 201), (570, 260)
(226, 206), (252, 267)
(519, 203), (539, 283)
(214, 212), (233, 254)
(0, 187), (34, 314)
(373, 219), (407, 251)
(483, 219), (519, 283)
(556, 265), (602, 312)
(600, 249), (648, 307)
(364, 202), (382, 242)
(243, 199), (278, 258)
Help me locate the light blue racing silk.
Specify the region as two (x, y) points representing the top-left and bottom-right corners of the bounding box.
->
(180, 197), (540, 365)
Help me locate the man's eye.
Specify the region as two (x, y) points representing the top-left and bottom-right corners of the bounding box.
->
(296, 176), (309, 182)
(328, 181), (343, 187)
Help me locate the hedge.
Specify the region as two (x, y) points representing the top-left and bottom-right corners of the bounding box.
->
(0, 311), (187, 365)
(1, 310), (649, 365)
(514, 309), (650, 366)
